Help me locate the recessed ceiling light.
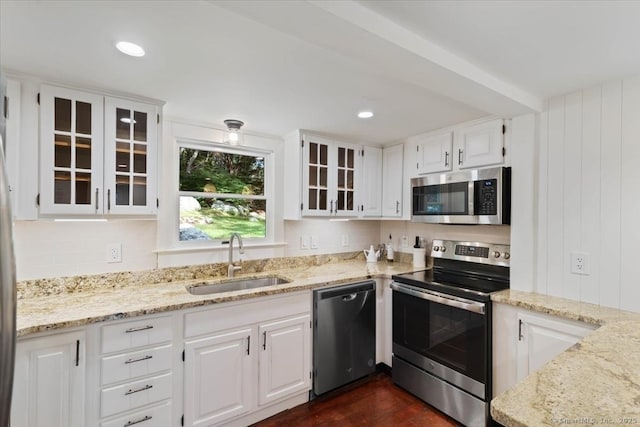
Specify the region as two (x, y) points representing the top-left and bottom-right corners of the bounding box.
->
(116, 41), (145, 57)
(358, 111), (374, 119)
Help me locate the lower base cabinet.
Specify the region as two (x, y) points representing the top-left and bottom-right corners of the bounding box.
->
(183, 291), (312, 427)
(493, 303), (596, 397)
(11, 330), (86, 427)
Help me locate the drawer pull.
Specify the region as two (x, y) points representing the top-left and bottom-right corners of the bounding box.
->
(124, 415), (152, 426)
(124, 355), (153, 364)
(125, 325), (154, 333)
(124, 384), (153, 396)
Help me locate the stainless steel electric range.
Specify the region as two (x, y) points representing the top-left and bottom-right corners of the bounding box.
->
(391, 239), (510, 427)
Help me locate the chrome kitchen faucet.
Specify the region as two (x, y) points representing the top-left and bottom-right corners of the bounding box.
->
(227, 233), (244, 277)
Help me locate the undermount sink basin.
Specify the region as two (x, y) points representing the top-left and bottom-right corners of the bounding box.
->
(186, 275), (291, 295)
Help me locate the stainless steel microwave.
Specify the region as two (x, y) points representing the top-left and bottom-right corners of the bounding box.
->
(411, 166), (511, 225)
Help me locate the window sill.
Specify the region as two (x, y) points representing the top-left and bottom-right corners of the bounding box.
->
(155, 241), (288, 255)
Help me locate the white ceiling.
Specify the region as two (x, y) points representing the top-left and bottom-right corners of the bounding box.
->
(1, 0), (639, 144)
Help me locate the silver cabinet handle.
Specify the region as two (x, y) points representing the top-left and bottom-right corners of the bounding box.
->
(108, 188), (111, 211)
(262, 331), (267, 350)
(458, 149), (463, 165)
(390, 282), (485, 315)
(125, 325), (154, 333)
(396, 201), (400, 214)
(444, 151), (449, 166)
(124, 415), (152, 427)
(124, 384), (153, 396)
(329, 200), (334, 214)
(246, 335), (250, 355)
(124, 355), (152, 364)
(95, 188), (99, 211)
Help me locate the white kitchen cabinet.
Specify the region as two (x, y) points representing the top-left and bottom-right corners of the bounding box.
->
(97, 315), (175, 424)
(184, 328), (254, 426)
(182, 291), (312, 427)
(381, 144), (403, 217)
(414, 131), (453, 175)
(492, 303), (596, 397)
(516, 311), (595, 381)
(39, 84), (158, 216)
(407, 119), (506, 179)
(11, 330), (86, 427)
(300, 133), (361, 217)
(258, 314), (311, 405)
(454, 119), (505, 169)
(360, 145), (382, 217)
(4, 78), (22, 217)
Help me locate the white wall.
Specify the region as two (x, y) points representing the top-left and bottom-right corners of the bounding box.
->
(285, 220), (380, 257)
(536, 75), (640, 312)
(14, 220), (157, 280)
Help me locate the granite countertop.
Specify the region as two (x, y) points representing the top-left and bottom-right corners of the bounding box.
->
(17, 257), (418, 337)
(491, 289), (640, 427)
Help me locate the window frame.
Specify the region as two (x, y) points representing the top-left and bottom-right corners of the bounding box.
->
(176, 138), (274, 246)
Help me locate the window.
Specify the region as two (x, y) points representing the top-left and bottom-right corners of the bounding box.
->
(178, 144), (268, 242)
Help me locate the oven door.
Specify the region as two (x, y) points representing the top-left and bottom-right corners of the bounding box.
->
(391, 282), (488, 399)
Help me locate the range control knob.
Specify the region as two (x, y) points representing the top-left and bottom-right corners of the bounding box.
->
(493, 251), (501, 258)
(433, 246), (440, 252)
(504, 252), (511, 259)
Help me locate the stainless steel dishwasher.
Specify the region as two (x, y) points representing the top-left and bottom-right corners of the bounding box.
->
(312, 280), (376, 396)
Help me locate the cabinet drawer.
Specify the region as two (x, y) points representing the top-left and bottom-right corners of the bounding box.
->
(101, 344), (172, 386)
(101, 401), (172, 427)
(102, 316), (173, 354)
(101, 372), (172, 418)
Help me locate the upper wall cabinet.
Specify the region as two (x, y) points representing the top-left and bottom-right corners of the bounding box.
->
(381, 144), (403, 218)
(361, 146), (382, 217)
(409, 119), (506, 176)
(455, 119), (505, 169)
(285, 131), (368, 219)
(39, 85), (158, 216)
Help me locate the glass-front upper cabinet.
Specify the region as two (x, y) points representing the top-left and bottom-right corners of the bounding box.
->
(300, 134), (360, 217)
(104, 97), (157, 214)
(39, 85), (158, 216)
(39, 85), (104, 215)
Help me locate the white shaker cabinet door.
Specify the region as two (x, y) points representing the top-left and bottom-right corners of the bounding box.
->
(11, 330), (86, 427)
(258, 314), (311, 406)
(183, 328), (254, 426)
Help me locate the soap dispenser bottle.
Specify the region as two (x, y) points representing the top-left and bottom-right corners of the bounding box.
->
(386, 234), (394, 262)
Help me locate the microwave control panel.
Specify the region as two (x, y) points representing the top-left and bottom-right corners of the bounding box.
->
(474, 179), (498, 215)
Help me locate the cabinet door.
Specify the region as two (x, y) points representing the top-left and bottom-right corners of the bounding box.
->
(184, 328), (254, 426)
(382, 144), (403, 217)
(104, 97), (157, 215)
(258, 314), (311, 406)
(333, 141), (360, 217)
(516, 312), (594, 381)
(39, 85), (104, 215)
(360, 146), (382, 217)
(301, 135), (332, 216)
(454, 119), (504, 169)
(416, 132), (453, 175)
(11, 330), (86, 427)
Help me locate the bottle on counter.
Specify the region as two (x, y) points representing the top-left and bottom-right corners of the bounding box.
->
(386, 234), (394, 262)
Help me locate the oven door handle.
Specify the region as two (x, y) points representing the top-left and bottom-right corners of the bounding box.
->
(390, 282), (486, 315)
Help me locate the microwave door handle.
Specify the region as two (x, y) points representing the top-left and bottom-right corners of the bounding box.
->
(390, 282), (485, 315)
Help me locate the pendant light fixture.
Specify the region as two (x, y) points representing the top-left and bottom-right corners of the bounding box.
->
(224, 119), (244, 146)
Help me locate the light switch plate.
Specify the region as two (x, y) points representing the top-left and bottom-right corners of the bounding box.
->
(300, 235), (310, 250)
(311, 235), (318, 249)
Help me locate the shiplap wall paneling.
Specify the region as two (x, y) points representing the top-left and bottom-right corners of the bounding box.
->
(579, 86), (602, 305)
(620, 75), (640, 312)
(536, 108), (549, 296)
(562, 92), (583, 301)
(545, 96), (566, 298)
(599, 81), (622, 309)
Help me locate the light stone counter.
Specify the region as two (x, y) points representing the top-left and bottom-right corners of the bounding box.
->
(491, 290), (640, 427)
(17, 254), (418, 337)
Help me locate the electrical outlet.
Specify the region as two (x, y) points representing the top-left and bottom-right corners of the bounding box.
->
(107, 243), (122, 263)
(310, 235), (318, 249)
(300, 235), (310, 250)
(570, 251), (590, 275)
(401, 236), (409, 248)
(341, 234), (349, 247)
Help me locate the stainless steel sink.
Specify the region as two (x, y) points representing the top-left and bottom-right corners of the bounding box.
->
(186, 275), (291, 295)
